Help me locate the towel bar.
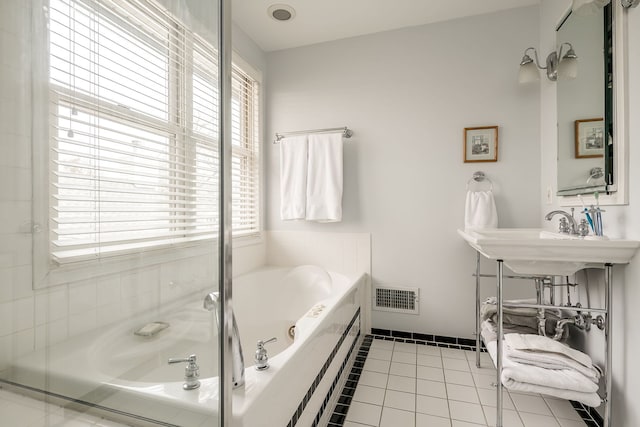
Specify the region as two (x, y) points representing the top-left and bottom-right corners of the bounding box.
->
(273, 126), (353, 143)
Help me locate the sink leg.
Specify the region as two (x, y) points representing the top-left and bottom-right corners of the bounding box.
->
(496, 259), (504, 427)
(604, 263), (612, 427)
(476, 251), (481, 368)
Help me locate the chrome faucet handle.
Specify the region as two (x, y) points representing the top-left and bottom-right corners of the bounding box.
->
(168, 354), (200, 390)
(255, 337), (277, 371)
(578, 219), (590, 237)
(168, 354), (198, 365)
(257, 337), (277, 347)
(558, 217), (570, 234)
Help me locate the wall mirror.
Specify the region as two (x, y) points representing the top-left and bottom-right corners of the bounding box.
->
(556, 5), (609, 196)
(556, 1), (628, 205)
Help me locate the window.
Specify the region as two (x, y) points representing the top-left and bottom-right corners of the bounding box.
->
(47, 0), (260, 264)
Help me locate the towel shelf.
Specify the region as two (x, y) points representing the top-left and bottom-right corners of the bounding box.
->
(471, 252), (613, 427)
(273, 126), (353, 143)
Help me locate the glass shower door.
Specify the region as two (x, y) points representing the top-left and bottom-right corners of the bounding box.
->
(0, 0), (227, 425)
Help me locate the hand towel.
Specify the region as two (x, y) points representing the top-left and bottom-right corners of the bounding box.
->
(280, 135), (308, 220)
(464, 190), (498, 230)
(305, 133), (343, 222)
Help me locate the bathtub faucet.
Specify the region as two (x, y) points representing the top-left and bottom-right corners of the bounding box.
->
(254, 337), (277, 371)
(204, 292), (245, 388)
(167, 354), (200, 390)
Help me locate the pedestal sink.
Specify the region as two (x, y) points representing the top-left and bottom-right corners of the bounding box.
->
(457, 228), (640, 275)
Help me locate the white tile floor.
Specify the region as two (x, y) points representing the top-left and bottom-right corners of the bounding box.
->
(342, 339), (588, 427)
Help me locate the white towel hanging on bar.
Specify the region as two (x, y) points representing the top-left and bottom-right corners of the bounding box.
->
(280, 135), (308, 220)
(305, 133), (343, 222)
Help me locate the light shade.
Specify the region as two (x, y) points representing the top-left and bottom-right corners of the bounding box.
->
(557, 44), (578, 80)
(518, 61), (540, 84)
(558, 56), (578, 79)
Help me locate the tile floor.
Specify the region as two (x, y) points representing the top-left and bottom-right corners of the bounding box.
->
(332, 337), (596, 427)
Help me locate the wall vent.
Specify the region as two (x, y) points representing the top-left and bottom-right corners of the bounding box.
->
(373, 286), (419, 314)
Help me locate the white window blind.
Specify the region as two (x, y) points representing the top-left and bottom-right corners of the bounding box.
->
(48, 0), (260, 264)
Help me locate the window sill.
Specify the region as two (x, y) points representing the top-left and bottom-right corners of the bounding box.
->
(36, 233), (263, 289)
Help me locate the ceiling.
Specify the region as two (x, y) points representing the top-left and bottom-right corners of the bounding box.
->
(232, 0), (540, 52)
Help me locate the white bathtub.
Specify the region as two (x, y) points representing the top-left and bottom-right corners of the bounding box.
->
(5, 265), (364, 426)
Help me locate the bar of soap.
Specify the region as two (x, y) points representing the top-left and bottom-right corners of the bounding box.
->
(134, 321), (169, 337)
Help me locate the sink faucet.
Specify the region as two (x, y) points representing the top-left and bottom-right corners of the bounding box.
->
(544, 209), (578, 235)
(204, 292), (245, 388)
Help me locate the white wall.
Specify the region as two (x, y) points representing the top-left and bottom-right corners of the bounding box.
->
(540, 1), (640, 425)
(265, 7), (541, 338)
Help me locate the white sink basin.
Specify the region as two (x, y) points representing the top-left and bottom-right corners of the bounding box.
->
(458, 228), (640, 275)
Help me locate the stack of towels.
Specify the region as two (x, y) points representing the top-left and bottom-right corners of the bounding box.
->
(481, 325), (602, 407)
(481, 297), (567, 340)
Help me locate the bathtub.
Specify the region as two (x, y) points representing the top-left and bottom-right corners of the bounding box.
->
(4, 265), (365, 426)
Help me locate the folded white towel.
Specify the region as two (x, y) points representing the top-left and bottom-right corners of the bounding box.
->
(305, 133), (343, 222)
(481, 298), (565, 337)
(280, 135), (309, 220)
(464, 190), (498, 230)
(481, 297), (562, 320)
(505, 333), (595, 370)
(505, 345), (601, 383)
(480, 319), (541, 343)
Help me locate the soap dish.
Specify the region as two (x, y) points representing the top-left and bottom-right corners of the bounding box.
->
(134, 321), (169, 337)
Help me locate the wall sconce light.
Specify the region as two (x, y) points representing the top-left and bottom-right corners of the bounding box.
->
(621, 0), (640, 7)
(518, 43), (578, 84)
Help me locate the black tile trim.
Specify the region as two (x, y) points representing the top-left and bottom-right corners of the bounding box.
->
(285, 307), (360, 427)
(570, 400), (604, 427)
(330, 331), (603, 427)
(326, 335), (373, 427)
(371, 328), (487, 350)
(310, 330), (361, 427)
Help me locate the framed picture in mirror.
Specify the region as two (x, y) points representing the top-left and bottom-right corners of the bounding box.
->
(464, 126), (498, 163)
(575, 118), (604, 158)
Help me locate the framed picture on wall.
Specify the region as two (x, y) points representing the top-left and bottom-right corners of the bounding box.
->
(464, 126), (498, 163)
(575, 118), (604, 158)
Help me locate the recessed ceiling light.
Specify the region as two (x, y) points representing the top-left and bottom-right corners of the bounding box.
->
(267, 4), (296, 22)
